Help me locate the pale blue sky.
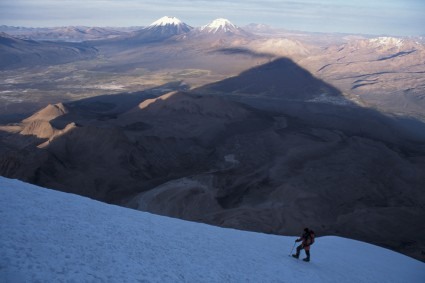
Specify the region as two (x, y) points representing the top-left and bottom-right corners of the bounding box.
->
(1, 0), (424, 35)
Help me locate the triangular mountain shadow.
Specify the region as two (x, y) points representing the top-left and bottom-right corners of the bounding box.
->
(210, 47), (275, 59)
(193, 57), (425, 145)
(195, 57), (343, 101)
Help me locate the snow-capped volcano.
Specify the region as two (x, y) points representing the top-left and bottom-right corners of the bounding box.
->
(149, 16), (182, 27)
(147, 16), (192, 33)
(129, 16), (192, 43)
(200, 18), (242, 34)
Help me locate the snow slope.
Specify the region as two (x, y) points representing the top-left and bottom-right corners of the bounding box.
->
(1, 177), (424, 282)
(201, 18), (238, 33)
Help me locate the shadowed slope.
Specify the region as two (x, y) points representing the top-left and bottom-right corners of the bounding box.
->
(0, 33), (97, 70)
(196, 57), (343, 100)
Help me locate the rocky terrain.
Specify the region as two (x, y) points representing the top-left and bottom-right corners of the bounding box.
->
(1, 17), (425, 262)
(299, 37), (425, 120)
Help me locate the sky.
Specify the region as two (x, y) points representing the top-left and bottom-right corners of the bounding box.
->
(0, 0), (424, 36)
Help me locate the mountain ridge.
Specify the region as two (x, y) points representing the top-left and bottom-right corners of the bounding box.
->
(0, 33), (97, 69)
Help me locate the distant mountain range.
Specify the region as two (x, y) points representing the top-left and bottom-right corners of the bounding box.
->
(115, 16), (253, 44)
(0, 25), (129, 42)
(0, 32), (97, 69)
(0, 17), (252, 43)
(1, 16), (424, 119)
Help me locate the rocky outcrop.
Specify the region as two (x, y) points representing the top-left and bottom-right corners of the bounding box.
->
(22, 103), (68, 123)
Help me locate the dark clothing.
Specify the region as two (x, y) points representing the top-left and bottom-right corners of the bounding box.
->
(296, 244), (310, 258)
(294, 230), (315, 261)
(296, 230), (314, 251)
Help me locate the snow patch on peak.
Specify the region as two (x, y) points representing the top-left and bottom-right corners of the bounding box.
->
(369, 37), (404, 48)
(201, 18), (238, 33)
(149, 16), (183, 27)
(208, 18), (236, 29)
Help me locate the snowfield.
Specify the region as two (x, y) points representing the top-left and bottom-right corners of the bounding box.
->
(1, 176), (424, 282)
